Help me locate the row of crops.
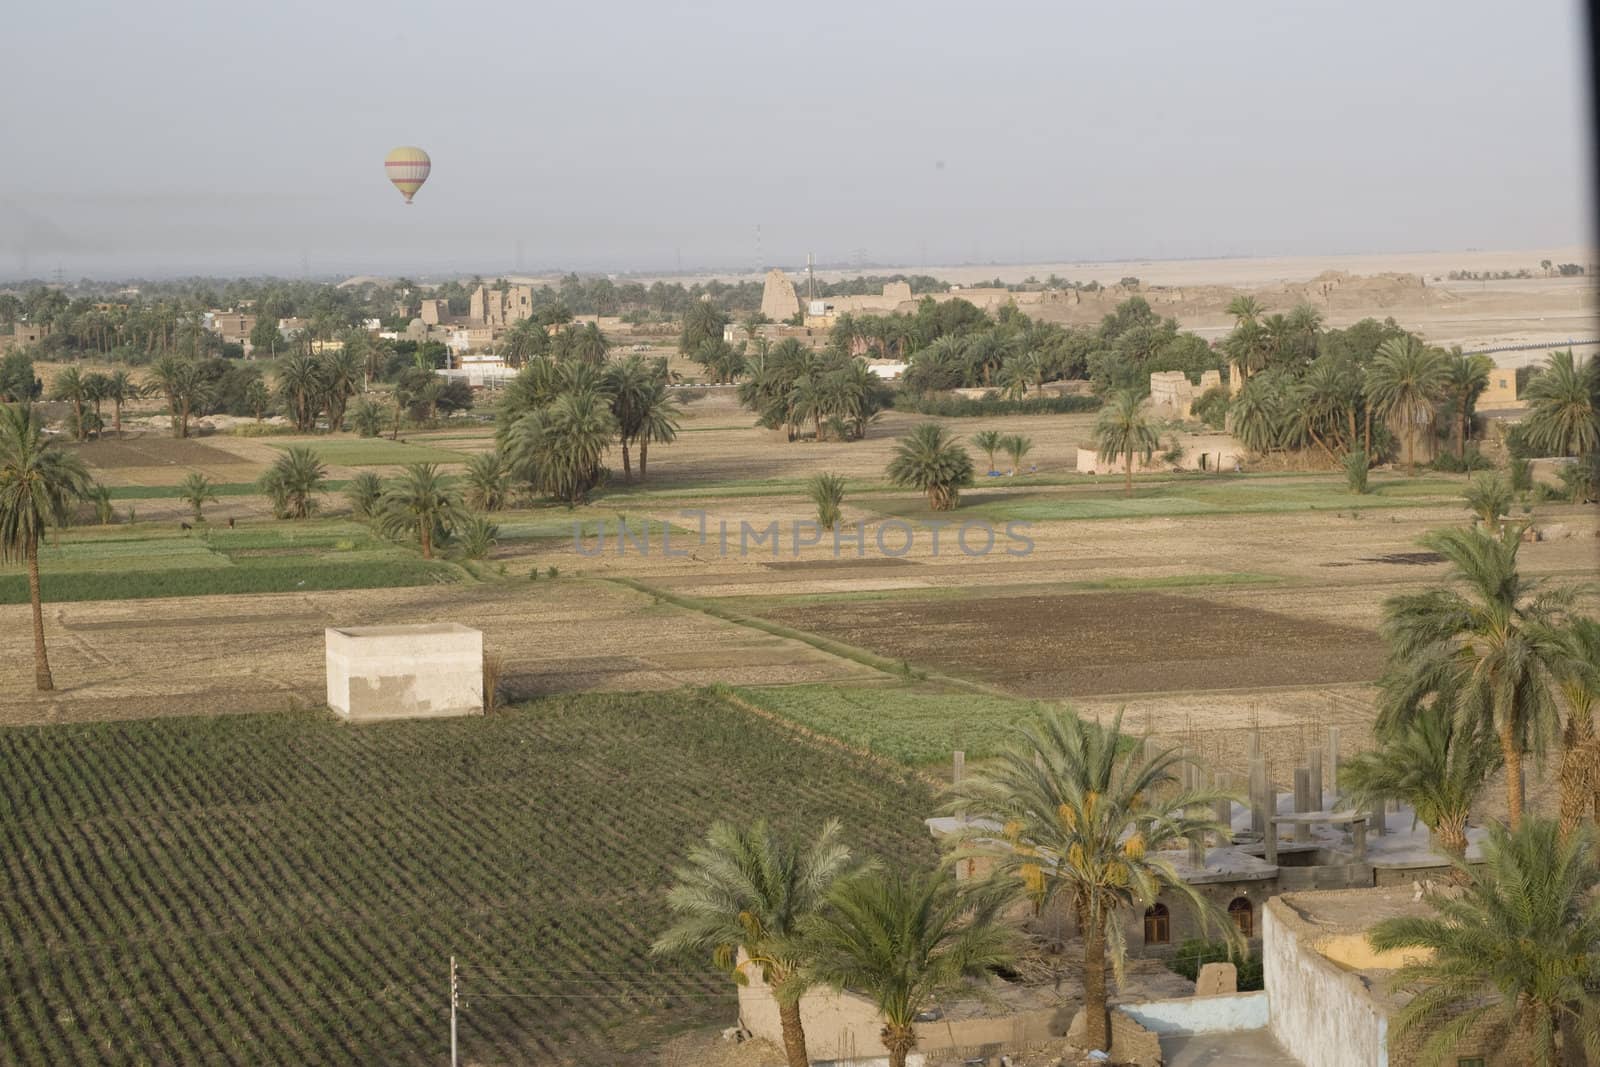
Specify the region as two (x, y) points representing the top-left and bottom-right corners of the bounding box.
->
(0, 691), (938, 1064)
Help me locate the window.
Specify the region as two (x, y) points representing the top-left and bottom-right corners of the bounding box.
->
(1144, 903), (1170, 945)
(1228, 897), (1253, 938)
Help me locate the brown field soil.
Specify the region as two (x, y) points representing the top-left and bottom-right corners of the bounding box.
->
(72, 435), (252, 468)
(761, 590), (1387, 698)
(0, 578), (884, 727)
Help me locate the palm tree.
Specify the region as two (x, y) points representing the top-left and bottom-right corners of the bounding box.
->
(945, 709), (1239, 1053)
(49, 366), (91, 441)
(319, 349), (363, 433)
(503, 391), (617, 504)
(1369, 819), (1600, 1067)
(652, 820), (856, 1067)
(885, 423), (974, 511)
(103, 369), (141, 436)
(86, 482), (115, 526)
(178, 472), (217, 524)
(463, 452), (511, 512)
(796, 868), (1015, 1067)
(1225, 295), (1263, 325)
(344, 471), (384, 520)
(349, 397), (384, 438)
(1342, 448), (1371, 494)
(1095, 390), (1160, 497)
(1002, 433), (1033, 475)
(1379, 526), (1577, 826)
(1461, 472), (1512, 532)
(807, 472), (845, 530)
(376, 463), (465, 560)
(275, 352), (325, 433)
(258, 446), (326, 520)
(149, 356), (213, 439)
(607, 357), (661, 482)
(972, 430), (1004, 475)
(0, 403), (93, 690)
(1443, 350), (1492, 461)
(1522, 349), (1598, 457)
(1551, 618), (1600, 842)
(1340, 701), (1499, 861)
(1365, 337), (1448, 476)
(635, 382), (680, 482)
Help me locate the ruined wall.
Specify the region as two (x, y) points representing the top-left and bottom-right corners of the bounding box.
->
(1263, 899), (1389, 1067)
(760, 269), (801, 322)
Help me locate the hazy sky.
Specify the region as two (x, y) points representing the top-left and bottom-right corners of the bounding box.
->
(0, 0), (1592, 279)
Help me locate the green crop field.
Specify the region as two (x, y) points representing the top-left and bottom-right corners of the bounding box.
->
(0, 691), (937, 1065)
(0, 521), (459, 603)
(857, 473), (1467, 524)
(735, 683), (1055, 765)
(269, 439), (471, 466)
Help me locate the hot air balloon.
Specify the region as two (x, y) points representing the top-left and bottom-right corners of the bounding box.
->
(385, 146), (431, 204)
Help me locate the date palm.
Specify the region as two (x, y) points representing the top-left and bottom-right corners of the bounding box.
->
(972, 429), (1004, 475)
(1442, 349), (1492, 461)
(1461, 471), (1512, 532)
(275, 352), (325, 432)
(344, 471), (384, 520)
(945, 709), (1239, 1053)
(1095, 390), (1160, 496)
(149, 356), (213, 439)
(49, 366), (91, 441)
(795, 867), (1015, 1067)
(258, 446), (326, 520)
(375, 463), (465, 560)
(103, 368), (141, 436)
(463, 452), (511, 512)
(1341, 698), (1499, 862)
(653, 819), (856, 1067)
(0, 403), (93, 690)
(1370, 819), (1600, 1067)
(502, 390), (617, 504)
(1379, 526), (1577, 827)
(1365, 336), (1447, 475)
(807, 472), (845, 530)
(1522, 348), (1599, 457)
(1002, 433), (1033, 474)
(886, 423), (974, 511)
(177, 472), (218, 524)
(635, 381), (680, 482)
(1550, 618), (1600, 841)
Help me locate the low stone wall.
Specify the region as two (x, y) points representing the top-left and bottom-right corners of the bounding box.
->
(735, 953), (1063, 1062)
(1108, 1010), (1163, 1066)
(1119, 991), (1269, 1036)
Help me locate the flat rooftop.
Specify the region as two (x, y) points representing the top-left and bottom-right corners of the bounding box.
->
(328, 622), (480, 638)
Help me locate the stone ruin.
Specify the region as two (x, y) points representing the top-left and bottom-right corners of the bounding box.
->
(759, 269), (800, 322)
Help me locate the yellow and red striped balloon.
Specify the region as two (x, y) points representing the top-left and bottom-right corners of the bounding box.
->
(384, 146), (431, 204)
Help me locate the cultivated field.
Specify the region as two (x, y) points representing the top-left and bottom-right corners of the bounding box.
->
(4, 268), (1599, 1063)
(0, 691), (937, 1065)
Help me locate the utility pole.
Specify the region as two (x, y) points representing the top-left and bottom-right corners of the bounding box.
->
(450, 955), (459, 1067)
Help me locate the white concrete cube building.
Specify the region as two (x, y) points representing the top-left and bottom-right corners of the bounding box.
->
(325, 623), (483, 721)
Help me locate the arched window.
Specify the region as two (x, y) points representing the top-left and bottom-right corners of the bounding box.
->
(1228, 897), (1253, 938)
(1144, 903), (1170, 945)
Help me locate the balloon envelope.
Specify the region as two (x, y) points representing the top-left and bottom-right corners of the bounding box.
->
(385, 146), (431, 204)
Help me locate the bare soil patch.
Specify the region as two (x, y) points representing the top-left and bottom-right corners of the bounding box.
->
(72, 435), (251, 469)
(762, 590), (1386, 698)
